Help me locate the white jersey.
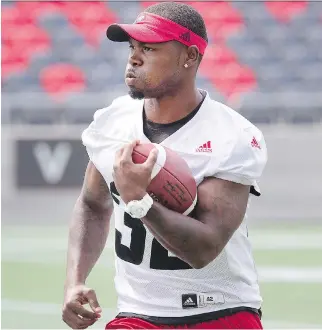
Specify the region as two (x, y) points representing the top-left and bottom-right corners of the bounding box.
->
(82, 91), (267, 318)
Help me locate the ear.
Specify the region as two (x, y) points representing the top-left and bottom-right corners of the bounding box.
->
(184, 46), (200, 68)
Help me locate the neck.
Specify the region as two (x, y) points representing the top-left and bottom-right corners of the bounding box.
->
(144, 85), (203, 124)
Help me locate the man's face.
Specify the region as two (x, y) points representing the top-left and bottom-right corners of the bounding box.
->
(124, 38), (185, 99)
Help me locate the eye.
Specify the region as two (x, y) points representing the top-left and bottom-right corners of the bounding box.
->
(143, 46), (153, 52)
(129, 44), (134, 50)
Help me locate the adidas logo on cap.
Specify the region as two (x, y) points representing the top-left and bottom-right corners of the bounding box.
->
(179, 31), (191, 42)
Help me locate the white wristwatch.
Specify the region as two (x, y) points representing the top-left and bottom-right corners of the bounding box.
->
(124, 193), (154, 219)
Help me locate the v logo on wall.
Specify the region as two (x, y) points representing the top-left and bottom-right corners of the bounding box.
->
(16, 139), (88, 188)
(33, 142), (72, 184)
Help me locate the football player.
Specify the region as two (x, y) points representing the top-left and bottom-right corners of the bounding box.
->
(63, 2), (267, 329)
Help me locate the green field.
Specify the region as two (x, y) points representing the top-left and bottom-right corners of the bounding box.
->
(2, 224), (322, 329)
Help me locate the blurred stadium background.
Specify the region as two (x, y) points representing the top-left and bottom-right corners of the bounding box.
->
(1, 0), (322, 329)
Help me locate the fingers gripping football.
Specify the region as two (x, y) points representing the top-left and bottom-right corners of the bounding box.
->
(114, 141), (197, 214)
(112, 141), (159, 204)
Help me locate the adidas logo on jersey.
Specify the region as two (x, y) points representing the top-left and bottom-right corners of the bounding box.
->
(184, 297), (194, 305)
(196, 141), (212, 153)
(181, 294), (198, 308)
(251, 136), (261, 149)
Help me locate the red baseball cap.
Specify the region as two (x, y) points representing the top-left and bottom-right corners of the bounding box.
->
(106, 12), (207, 55)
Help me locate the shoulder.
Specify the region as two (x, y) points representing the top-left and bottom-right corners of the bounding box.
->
(203, 94), (267, 190)
(201, 95), (265, 156)
(81, 94), (142, 152)
(206, 96), (263, 140)
(82, 94), (142, 136)
(91, 94), (142, 126)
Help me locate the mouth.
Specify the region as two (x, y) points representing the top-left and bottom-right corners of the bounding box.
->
(125, 71), (139, 86)
(126, 72), (136, 78)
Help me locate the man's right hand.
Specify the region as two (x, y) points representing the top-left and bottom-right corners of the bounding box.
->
(62, 285), (102, 329)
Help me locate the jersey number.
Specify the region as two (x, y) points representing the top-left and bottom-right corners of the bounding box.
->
(110, 182), (192, 270)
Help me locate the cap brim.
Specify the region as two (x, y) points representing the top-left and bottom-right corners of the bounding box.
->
(106, 23), (171, 43)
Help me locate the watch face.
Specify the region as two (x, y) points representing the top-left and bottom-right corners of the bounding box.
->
(129, 205), (145, 218)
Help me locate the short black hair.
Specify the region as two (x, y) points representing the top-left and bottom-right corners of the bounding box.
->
(144, 2), (208, 44)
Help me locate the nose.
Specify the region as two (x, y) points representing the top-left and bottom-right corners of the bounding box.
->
(128, 49), (143, 67)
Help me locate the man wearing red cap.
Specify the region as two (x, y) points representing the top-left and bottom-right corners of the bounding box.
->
(63, 2), (267, 329)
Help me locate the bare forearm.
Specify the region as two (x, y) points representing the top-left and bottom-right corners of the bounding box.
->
(142, 202), (218, 268)
(65, 197), (112, 289)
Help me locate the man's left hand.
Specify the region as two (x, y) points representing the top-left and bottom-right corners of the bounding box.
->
(113, 140), (158, 204)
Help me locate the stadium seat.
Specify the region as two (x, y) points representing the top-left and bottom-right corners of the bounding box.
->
(306, 24), (322, 44)
(50, 35), (89, 62)
(200, 45), (256, 99)
(192, 2), (244, 41)
(38, 13), (70, 35)
(1, 5), (34, 26)
(14, 24), (51, 56)
(39, 64), (86, 101)
(233, 2), (269, 21)
(2, 22), (51, 61)
(15, 1), (66, 19)
(296, 63), (322, 90)
(2, 73), (40, 93)
(255, 62), (287, 85)
(201, 61), (256, 99)
(1, 44), (29, 78)
(62, 2), (117, 47)
(203, 45), (238, 66)
(227, 39), (268, 65)
(1, 0), (321, 125)
(308, 2), (322, 19)
(26, 52), (60, 75)
(140, 1), (166, 9)
(87, 63), (116, 87)
(108, 1), (140, 22)
(265, 1), (308, 23)
(98, 40), (130, 63)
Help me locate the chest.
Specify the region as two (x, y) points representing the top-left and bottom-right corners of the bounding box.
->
(94, 117), (229, 189)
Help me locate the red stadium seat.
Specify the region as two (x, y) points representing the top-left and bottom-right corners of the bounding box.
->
(63, 2), (117, 47)
(2, 24), (15, 49)
(141, 1), (192, 9)
(203, 45), (238, 65)
(1, 5), (34, 27)
(2, 23), (51, 57)
(1, 44), (29, 78)
(200, 45), (256, 99)
(40, 64), (86, 101)
(2, 2), (52, 64)
(265, 1), (308, 23)
(192, 2), (244, 42)
(16, 1), (66, 19)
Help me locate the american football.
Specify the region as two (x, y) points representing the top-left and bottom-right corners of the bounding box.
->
(132, 143), (197, 215)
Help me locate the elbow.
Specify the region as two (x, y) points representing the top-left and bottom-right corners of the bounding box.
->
(190, 245), (221, 269)
(190, 258), (213, 269)
(79, 194), (114, 216)
(190, 261), (208, 269)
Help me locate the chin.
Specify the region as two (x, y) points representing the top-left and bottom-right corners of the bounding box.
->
(128, 88), (145, 100)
